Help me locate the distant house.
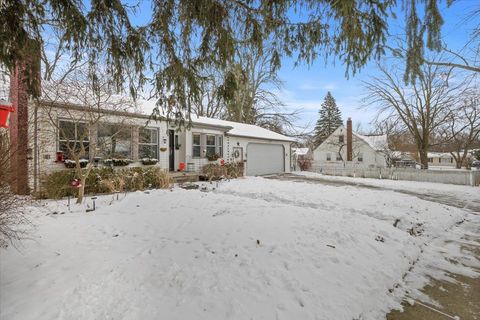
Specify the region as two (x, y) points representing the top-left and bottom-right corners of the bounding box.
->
(313, 118), (389, 168)
(427, 152), (457, 168)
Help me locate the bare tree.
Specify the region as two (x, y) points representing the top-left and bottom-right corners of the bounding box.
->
(194, 45), (300, 134)
(364, 60), (465, 169)
(438, 90), (480, 168)
(39, 68), (136, 203)
(422, 8), (480, 74)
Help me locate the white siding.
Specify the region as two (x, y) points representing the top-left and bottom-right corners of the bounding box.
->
(313, 126), (386, 168)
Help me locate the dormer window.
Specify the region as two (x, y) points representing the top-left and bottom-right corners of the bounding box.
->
(339, 135), (344, 143)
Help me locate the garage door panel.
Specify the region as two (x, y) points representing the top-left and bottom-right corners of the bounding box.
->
(246, 143), (284, 176)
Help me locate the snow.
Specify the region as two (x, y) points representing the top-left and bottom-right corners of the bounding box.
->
(192, 116), (296, 142)
(292, 147), (309, 156)
(355, 133), (388, 151)
(295, 171), (479, 205)
(1, 177), (478, 320)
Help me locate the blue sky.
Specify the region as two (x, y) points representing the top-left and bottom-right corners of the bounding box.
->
(277, 0), (479, 132)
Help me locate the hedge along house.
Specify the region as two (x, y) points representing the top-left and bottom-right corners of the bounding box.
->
(23, 97), (294, 194)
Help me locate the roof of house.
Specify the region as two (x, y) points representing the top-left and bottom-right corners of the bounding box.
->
(355, 133), (388, 151)
(427, 152), (454, 158)
(191, 116), (296, 142)
(37, 94), (295, 143)
(292, 147), (310, 156)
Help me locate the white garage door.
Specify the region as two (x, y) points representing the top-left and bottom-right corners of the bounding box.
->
(246, 143), (285, 176)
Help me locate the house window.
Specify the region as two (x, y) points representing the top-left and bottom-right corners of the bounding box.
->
(326, 153), (331, 161)
(339, 135), (344, 143)
(192, 134), (201, 158)
(138, 127), (158, 159)
(206, 135), (216, 157)
(58, 120), (89, 159)
(97, 124), (132, 159)
(428, 157), (433, 163)
(358, 153), (363, 162)
(336, 153), (342, 161)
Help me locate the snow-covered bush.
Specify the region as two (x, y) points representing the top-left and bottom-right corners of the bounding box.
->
(64, 159), (89, 168)
(102, 158), (133, 167)
(141, 158), (158, 165)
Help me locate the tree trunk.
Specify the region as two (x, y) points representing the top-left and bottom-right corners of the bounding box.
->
(419, 149), (429, 169)
(76, 178), (85, 204)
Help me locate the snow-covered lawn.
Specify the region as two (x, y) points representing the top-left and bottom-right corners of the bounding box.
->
(1, 177), (478, 320)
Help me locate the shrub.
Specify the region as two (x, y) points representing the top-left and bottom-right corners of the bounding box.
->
(103, 158), (133, 167)
(0, 131), (30, 248)
(41, 166), (173, 199)
(297, 158), (312, 171)
(207, 153), (220, 161)
(201, 162), (244, 180)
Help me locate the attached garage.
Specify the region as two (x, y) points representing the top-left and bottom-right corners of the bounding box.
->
(246, 143), (285, 176)
(190, 117), (295, 176)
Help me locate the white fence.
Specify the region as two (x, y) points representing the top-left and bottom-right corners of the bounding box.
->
(310, 162), (480, 186)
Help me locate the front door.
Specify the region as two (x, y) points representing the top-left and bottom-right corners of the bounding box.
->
(169, 130), (175, 171)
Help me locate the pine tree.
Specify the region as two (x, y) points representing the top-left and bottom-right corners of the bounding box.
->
(314, 92), (343, 147)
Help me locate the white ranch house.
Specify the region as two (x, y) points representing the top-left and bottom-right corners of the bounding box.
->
(313, 118), (389, 168)
(27, 100), (294, 191)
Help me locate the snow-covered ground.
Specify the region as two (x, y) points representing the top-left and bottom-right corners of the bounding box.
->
(296, 170), (479, 206)
(1, 177), (479, 320)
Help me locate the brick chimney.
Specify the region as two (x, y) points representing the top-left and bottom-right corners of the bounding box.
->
(9, 40), (41, 195)
(346, 117), (353, 161)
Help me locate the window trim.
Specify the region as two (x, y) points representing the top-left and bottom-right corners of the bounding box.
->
(192, 133), (201, 158)
(57, 119), (90, 159)
(138, 127), (159, 159)
(205, 134), (216, 157)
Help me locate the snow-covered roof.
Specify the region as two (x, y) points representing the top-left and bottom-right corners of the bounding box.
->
(355, 133), (388, 151)
(427, 152), (453, 158)
(192, 116), (296, 142)
(292, 147), (309, 155)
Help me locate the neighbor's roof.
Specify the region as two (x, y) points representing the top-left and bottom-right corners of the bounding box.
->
(192, 116), (296, 142)
(355, 133), (388, 151)
(427, 152), (454, 158)
(292, 147), (310, 155)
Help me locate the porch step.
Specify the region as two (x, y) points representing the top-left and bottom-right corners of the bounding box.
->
(170, 172), (199, 184)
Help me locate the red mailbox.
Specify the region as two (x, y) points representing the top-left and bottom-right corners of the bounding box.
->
(0, 104), (14, 128)
(179, 162), (185, 171)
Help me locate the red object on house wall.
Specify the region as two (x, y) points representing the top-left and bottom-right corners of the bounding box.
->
(179, 162), (185, 171)
(55, 151), (64, 163)
(0, 104), (14, 128)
